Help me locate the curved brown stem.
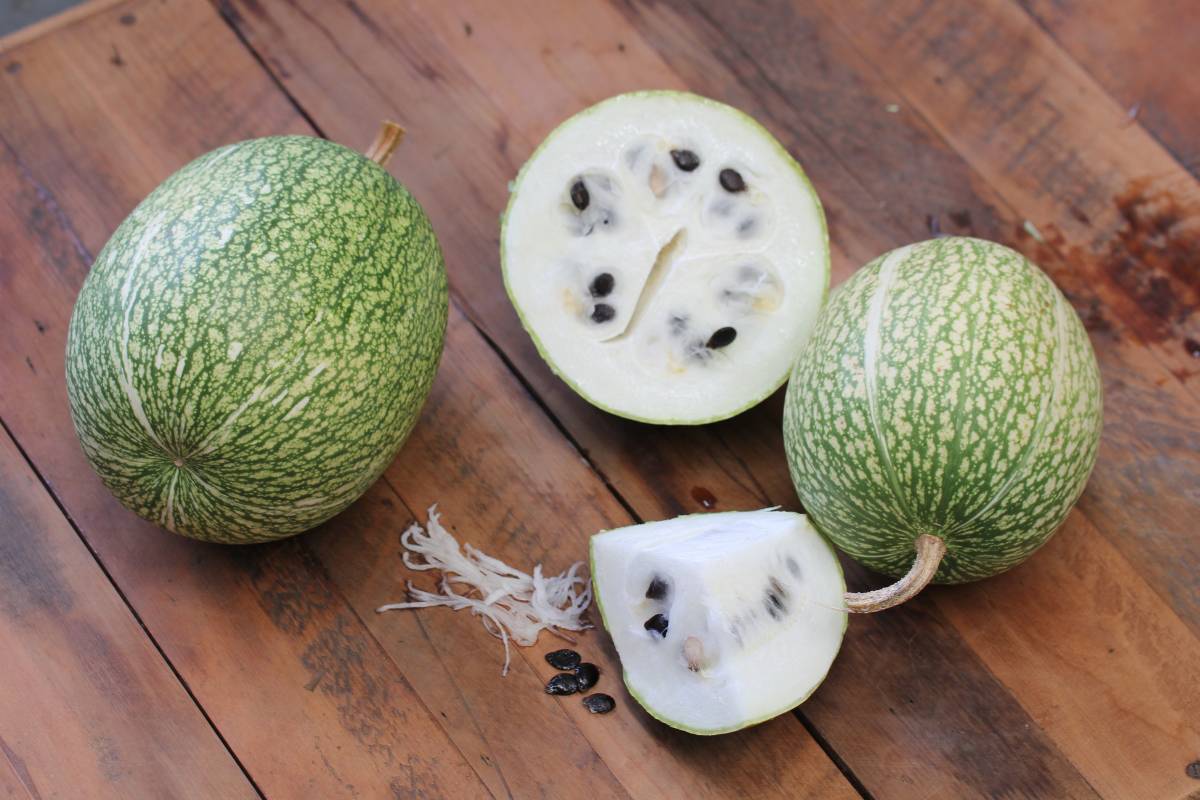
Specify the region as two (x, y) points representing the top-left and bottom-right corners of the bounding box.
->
(844, 534), (946, 613)
(365, 120), (406, 166)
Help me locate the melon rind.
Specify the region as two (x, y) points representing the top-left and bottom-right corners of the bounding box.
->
(65, 136), (447, 544)
(783, 237), (1103, 583)
(501, 91), (830, 425)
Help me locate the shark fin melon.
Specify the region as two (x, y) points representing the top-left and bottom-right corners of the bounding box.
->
(66, 130), (447, 544)
(502, 91), (829, 424)
(784, 237), (1102, 584)
(590, 510), (847, 735)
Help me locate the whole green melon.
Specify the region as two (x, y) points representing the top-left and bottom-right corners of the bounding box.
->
(66, 134), (447, 544)
(783, 237), (1102, 583)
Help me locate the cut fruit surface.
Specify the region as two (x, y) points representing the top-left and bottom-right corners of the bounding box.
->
(590, 510), (846, 735)
(502, 92), (829, 424)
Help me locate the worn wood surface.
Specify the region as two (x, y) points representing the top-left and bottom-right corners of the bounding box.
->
(0, 1), (1197, 798)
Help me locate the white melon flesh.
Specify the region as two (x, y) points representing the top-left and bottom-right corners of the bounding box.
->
(502, 92), (829, 424)
(590, 510), (846, 735)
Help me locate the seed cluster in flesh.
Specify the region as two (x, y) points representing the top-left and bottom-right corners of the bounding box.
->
(66, 136), (447, 543)
(590, 510), (846, 734)
(502, 91), (829, 424)
(784, 237), (1102, 583)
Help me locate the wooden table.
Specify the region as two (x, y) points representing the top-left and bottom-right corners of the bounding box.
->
(1, 1), (1198, 797)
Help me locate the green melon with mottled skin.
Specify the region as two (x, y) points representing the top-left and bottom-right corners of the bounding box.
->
(783, 237), (1102, 583)
(66, 135), (447, 544)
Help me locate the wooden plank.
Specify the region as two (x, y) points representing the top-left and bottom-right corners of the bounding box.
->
(0, 1), (856, 798)
(809, 0), (1200, 389)
(1018, 0), (1200, 179)
(213, 1), (1132, 796)
(0, 2), (491, 797)
(0, 427), (257, 799)
(616, 2), (1200, 797)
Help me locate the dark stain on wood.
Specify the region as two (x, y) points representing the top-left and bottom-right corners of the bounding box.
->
(463, 20), (473, 37)
(4, 62), (21, 75)
(691, 486), (717, 509)
(119, 13), (137, 26)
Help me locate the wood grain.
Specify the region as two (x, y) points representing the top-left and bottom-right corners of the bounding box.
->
(0, 2), (490, 797)
(0, 427), (257, 798)
(212, 1), (1139, 797)
(0, 0), (1197, 797)
(0, 1), (855, 797)
(1018, 0), (1200, 179)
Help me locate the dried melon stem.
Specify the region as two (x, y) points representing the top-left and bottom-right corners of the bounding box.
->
(365, 120), (406, 166)
(376, 506), (593, 675)
(843, 534), (946, 613)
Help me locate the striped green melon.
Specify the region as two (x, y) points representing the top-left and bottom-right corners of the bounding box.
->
(66, 133), (447, 544)
(783, 237), (1102, 584)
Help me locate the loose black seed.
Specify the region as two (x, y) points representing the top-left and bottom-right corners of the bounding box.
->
(670, 148), (701, 172)
(705, 327), (738, 349)
(719, 168), (746, 193)
(570, 180), (590, 210)
(546, 673), (581, 695)
(589, 272), (615, 298)
(590, 303), (616, 323)
(645, 576), (669, 600)
(545, 649), (582, 670)
(573, 663), (600, 691)
(644, 613), (669, 637)
(582, 693), (616, 714)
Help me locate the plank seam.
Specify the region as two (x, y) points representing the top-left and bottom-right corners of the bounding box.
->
(0, 417), (268, 800)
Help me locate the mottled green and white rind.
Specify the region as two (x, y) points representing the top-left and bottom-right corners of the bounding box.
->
(66, 136), (447, 544)
(783, 237), (1102, 583)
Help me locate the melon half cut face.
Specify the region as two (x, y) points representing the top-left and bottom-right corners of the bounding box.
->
(590, 510), (846, 735)
(502, 92), (829, 424)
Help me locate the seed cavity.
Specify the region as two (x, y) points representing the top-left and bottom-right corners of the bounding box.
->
(786, 556), (802, 578)
(546, 673), (581, 695)
(591, 303), (616, 324)
(670, 149), (700, 172)
(719, 168), (746, 193)
(764, 577), (789, 619)
(570, 180), (590, 210)
(644, 613), (669, 637)
(573, 662), (600, 691)
(705, 327), (737, 349)
(546, 649), (582, 670)
(645, 575), (670, 600)
(589, 272), (615, 298)
(582, 693), (616, 714)
(667, 313), (689, 336)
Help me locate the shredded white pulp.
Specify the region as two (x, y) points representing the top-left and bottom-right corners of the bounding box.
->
(376, 505), (593, 675)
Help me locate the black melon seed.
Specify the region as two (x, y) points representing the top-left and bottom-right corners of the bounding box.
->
(645, 576), (669, 600)
(644, 613), (669, 637)
(590, 303), (616, 323)
(589, 272), (615, 298)
(670, 148), (701, 172)
(582, 693), (616, 714)
(570, 180), (590, 210)
(705, 326), (738, 349)
(719, 168), (746, 193)
(573, 662), (600, 691)
(545, 649), (582, 670)
(546, 673), (581, 695)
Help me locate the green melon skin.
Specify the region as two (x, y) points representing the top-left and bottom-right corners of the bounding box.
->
(783, 237), (1102, 583)
(65, 136), (447, 544)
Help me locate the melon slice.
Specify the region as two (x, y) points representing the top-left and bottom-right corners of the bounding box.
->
(590, 510), (846, 735)
(502, 91), (829, 424)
